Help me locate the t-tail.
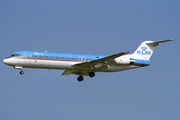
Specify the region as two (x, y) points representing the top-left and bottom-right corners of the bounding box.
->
(131, 39), (174, 60)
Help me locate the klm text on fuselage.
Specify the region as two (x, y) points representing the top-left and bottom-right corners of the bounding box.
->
(137, 50), (151, 55)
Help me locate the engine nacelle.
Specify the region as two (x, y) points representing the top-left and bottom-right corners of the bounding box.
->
(115, 58), (133, 64)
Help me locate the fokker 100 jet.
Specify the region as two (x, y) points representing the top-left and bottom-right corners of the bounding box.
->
(3, 39), (174, 82)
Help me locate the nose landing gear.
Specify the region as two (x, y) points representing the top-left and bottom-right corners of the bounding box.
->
(20, 70), (24, 75)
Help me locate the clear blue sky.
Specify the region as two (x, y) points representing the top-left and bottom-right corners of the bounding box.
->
(1, 0), (179, 120)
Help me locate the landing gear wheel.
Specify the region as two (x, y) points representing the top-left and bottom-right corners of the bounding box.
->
(77, 76), (84, 82)
(20, 71), (24, 75)
(89, 72), (95, 77)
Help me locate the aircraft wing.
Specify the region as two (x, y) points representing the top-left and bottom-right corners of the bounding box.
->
(61, 51), (129, 76)
(73, 51), (129, 68)
(61, 70), (75, 75)
(146, 39), (174, 46)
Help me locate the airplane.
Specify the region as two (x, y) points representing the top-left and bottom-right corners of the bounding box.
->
(3, 39), (174, 82)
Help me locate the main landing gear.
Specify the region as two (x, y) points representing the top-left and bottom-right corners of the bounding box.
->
(77, 76), (84, 82)
(77, 72), (95, 82)
(89, 72), (95, 77)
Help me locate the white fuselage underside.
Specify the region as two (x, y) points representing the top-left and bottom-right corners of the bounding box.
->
(5, 58), (140, 72)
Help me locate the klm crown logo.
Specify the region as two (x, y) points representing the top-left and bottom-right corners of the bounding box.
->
(137, 46), (151, 55)
(140, 46), (147, 51)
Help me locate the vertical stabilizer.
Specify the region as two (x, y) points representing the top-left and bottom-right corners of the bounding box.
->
(131, 39), (174, 60)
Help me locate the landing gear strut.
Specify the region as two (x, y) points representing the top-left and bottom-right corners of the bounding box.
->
(89, 72), (95, 77)
(20, 70), (24, 75)
(77, 76), (84, 82)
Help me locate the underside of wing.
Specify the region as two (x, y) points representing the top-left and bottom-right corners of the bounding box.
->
(61, 70), (75, 75)
(61, 69), (90, 76)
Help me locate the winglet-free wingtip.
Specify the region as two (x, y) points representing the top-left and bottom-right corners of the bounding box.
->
(169, 39), (175, 41)
(124, 51), (130, 54)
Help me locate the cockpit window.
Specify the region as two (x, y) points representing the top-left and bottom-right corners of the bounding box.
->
(11, 54), (15, 57)
(10, 54), (21, 57)
(6, 54), (21, 58)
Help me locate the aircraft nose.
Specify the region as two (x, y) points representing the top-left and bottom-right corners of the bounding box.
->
(3, 58), (15, 66)
(3, 59), (9, 65)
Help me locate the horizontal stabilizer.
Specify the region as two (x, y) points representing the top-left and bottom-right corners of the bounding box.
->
(146, 39), (174, 46)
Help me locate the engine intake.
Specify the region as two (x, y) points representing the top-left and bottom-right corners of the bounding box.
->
(115, 58), (134, 64)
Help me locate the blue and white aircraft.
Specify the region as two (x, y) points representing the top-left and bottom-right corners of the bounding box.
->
(3, 39), (173, 81)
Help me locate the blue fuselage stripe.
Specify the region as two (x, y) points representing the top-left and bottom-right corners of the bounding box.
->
(133, 59), (151, 65)
(13, 51), (106, 60)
